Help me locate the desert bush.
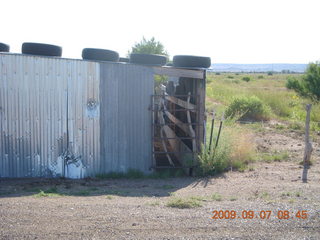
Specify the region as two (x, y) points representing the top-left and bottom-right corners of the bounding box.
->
(242, 76), (251, 82)
(198, 125), (256, 176)
(225, 96), (271, 121)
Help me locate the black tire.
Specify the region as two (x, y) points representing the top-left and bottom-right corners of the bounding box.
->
(82, 48), (119, 62)
(130, 53), (167, 66)
(173, 55), (211, 68)
(0, 42), (10, 52)
(22, 42), (62, 57)
(119, 57), (129, 63)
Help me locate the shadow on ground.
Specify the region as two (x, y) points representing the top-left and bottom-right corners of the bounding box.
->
(0, 174), (226, 198)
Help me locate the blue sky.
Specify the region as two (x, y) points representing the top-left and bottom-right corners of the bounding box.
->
(1, 0), (319, 63)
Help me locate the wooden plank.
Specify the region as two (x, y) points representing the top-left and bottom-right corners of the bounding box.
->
(153, 66), (204, 79)
(162, 125), (192, 166)
(157, 100), (175, 166)
(196, 72), (206, 153)
(186, 93), (196, 153)
(165, 95), (196, 112)
(164, 110), (190, 135)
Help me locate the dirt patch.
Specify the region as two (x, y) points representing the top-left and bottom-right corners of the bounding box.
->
(254, 125), (320, 162)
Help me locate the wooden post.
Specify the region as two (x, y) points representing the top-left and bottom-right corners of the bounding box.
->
(302, 104), (313, 183)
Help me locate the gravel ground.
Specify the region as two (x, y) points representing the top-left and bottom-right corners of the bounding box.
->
(0, 160), (319, 240)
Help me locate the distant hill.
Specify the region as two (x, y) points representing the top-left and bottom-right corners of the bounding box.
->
(209, 63), (307, 73)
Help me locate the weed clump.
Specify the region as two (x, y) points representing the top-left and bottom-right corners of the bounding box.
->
(198, 125), (256, 176)
(225, 96), (271, 121)
(33, 188), (64, 197)
(166, 197), (202, 209)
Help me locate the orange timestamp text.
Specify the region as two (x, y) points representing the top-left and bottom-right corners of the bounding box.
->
(211, 210), (308, 220)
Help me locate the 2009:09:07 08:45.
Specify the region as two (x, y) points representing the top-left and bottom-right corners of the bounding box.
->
(211, 210), (308, 220)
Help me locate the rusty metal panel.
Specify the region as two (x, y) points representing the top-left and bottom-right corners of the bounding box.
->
(100, 63), (154, 173)
(0, 54), (100, 178)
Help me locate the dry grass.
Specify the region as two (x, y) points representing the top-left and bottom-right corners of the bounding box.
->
(228, 127), (256, 170)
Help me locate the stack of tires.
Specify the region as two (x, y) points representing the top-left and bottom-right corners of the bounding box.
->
(2, 41), (212, 69)
(129, 53), (211, 69)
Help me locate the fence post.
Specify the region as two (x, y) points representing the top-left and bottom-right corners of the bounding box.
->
(302, 104), (313, 183)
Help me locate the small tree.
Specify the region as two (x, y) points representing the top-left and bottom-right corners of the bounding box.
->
(128, 37), (169, 94)
(286, 62), (320, 102)
(286, 62), (319, 174)
(128, 37), (168, 56)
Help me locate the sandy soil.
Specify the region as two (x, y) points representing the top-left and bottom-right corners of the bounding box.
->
(0, 128), (319, 240)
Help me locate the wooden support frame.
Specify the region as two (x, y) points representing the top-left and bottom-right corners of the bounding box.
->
(151, 66), (207, 170)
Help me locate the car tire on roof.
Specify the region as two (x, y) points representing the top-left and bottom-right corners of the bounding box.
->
(0, 42), (10, 52)
(119, 57), (129, 63)
(130, 53), (167, 66)
(22, 42), (62, 57)
(82, 48), (119, 62)
(173, 55), (211, 68)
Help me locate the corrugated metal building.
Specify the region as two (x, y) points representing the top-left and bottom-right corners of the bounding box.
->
(0, 53), (205, 178)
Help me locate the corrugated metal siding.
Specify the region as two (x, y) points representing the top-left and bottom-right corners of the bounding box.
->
(0, 54), (100, 178)
(100, 63), (153, 173)
(65, 59), (100, 178)
(0, 53), (153, 178)
(0, 54), (68, 177)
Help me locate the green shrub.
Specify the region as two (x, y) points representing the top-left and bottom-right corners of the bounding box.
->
(197, 145), (229, 176)
(258, 75), (264, 79)
(225, 96), (271, 121)
(242, 76), (251, 82)
(286, 63), (320, 102)
(227, 75), (234, 79)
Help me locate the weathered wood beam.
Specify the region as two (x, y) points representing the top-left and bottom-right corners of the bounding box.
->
(153, 66), (204, 79)
(164, 110), (191, 135)
(165, 95), (196, 112)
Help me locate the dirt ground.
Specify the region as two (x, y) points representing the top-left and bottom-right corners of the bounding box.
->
(0, 128), (320, 240)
